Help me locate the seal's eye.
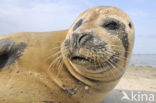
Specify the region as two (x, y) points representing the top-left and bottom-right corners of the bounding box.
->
(129, 22), (132, 28)
(102, 21), (120, 30)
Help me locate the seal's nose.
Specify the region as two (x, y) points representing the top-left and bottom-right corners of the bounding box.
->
(72, 33), (92, 48)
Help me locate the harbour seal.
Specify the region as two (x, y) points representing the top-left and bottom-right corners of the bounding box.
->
(0, 6), (134, 103)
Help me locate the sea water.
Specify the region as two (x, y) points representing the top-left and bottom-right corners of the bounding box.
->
(130, 54), (156, 67)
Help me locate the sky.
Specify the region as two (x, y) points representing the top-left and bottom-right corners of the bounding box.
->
(0, 0), (156, 54)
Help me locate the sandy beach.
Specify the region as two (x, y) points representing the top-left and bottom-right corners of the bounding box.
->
(116, 65), (156, 91)
(101, 65), (156, 103)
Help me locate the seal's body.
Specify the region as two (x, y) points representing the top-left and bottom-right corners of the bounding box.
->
(0, 6), (134, 103)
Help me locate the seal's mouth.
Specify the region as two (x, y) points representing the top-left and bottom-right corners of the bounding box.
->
(71, 56), (90, 62)
(69, 52), (120, 69)
(70, 55), (96, 67)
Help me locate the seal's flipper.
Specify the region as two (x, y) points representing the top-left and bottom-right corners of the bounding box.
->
(0, 38), (26, 69)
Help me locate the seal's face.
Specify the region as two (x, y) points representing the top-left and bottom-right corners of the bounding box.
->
(61, 6), (134, 81)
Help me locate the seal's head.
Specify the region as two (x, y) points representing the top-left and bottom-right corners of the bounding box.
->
(61, 6), (134, 82)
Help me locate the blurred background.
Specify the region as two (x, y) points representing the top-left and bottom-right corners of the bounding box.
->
(0, 0), (156, 66)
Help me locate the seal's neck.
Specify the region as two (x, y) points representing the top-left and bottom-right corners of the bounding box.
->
(61, 58), (120, 92)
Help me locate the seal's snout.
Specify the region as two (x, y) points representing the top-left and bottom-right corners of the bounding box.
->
(70, 32), (95, 63)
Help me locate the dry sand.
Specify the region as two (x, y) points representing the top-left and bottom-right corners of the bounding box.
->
(116, 65), (156, 91)
(101, 65), (156, 103)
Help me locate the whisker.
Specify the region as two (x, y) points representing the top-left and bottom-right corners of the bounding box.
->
(105, 55), (118, 79)
(106, 50), (129, 60)
(56, 59), (63, 78)
(49, 46), (61, 52)
(106, 52), (131, 79)
(110, 45), (131, 53)
(48, 55), (62, 71)
(110, 44), (128, 48)
(47, 51), (62, 60)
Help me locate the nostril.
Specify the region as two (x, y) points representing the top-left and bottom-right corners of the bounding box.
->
(72, 33), (87, 47)
(72, 33), (93, 47)
(78, 34), (87, 44)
